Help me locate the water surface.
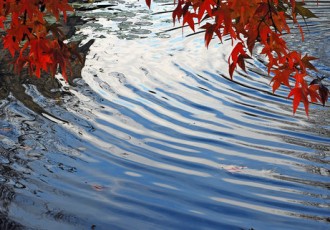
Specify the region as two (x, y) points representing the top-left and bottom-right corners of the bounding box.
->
(0, 1), (329, 229)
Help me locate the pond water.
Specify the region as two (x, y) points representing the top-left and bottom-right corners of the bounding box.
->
(0, 0), (329, 229)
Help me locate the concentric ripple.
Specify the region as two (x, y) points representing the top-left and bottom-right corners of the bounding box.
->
(0, 1), (329, 229)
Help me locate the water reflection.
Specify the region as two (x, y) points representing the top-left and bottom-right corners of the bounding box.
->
(0, 147), (24, 229)
(0, 0), (329, 229)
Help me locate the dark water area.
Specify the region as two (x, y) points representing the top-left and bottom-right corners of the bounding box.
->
(0, 0), (329, 229)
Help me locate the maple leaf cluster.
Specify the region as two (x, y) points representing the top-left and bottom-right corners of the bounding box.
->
(150, 0), (329, 115)
(0, 0), (78, 80)
(0, 0), (328, 116)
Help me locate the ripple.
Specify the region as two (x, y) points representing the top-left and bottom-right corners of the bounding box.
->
(0, 0), (329, 229)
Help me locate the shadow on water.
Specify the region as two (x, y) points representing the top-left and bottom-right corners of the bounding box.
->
(0, 101), (99, 228)
(0, 15), (94, 122)
(0, 146), (24, 229)
(0, 0), (329, 229)
(0, 12), (95, 228)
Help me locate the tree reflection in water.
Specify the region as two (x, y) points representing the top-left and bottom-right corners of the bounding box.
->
(0, 146), (24, 229)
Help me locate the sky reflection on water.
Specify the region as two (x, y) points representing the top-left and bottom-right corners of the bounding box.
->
(0, 0), (329, 229)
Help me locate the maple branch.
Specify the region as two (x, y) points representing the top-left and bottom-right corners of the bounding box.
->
(256, 9), (271, 41)
(267, 0), (279, 33)
(23, 10), (27, 24)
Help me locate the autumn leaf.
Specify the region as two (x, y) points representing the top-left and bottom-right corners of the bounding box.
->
(183, 11), (196, 31)
(295, 3), (318, 19)
(197, 0), (214, 22)
(91, 184), (105, 191)
(3, 35), (19, 57)
(308, 84), (320, 103)
(146, 0), (151, 8)
(309, 78), (329, 106)
(0, 0), (327, 117)
(301, 54), (318, 71)
(46, 23), (66, 39)
(17, 0), (41, 20)
(172, 0), (185, 24)
(271, 69), (292, 93)
(294, 72), (308, 88)
(237, 53), (250, 72)
(201, 23), (215, 47)
(0, 16), (5, 29)
(288, 87), (309, 115)
(246, 26), (258, 53)
(319, 83), (329, 106)
(228, 42), (248, 78)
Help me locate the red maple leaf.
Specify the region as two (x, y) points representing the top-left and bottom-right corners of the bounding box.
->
(288, 86), (309, 115)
